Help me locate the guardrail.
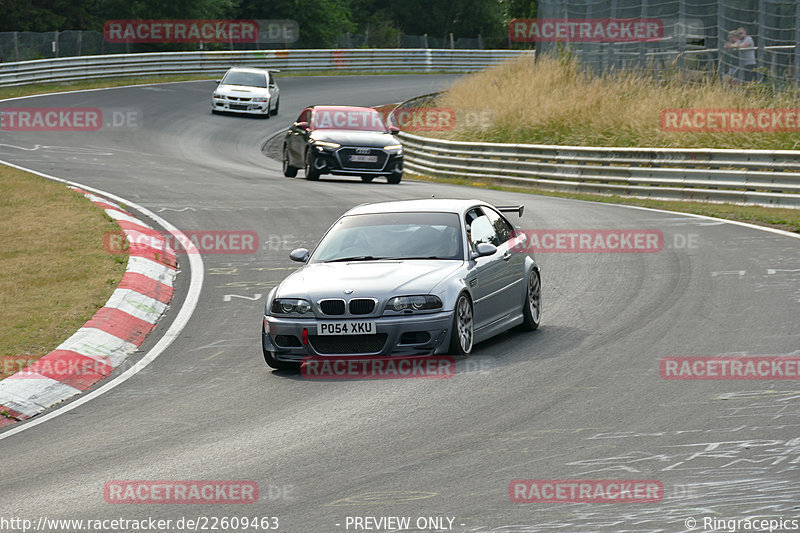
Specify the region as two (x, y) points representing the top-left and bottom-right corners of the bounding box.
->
(0, 48), (527, 87)
(394, 95), (800, 208)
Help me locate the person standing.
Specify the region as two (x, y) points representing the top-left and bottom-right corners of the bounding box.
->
(722, 30), (741, 86)
(732, 27), (757, 82)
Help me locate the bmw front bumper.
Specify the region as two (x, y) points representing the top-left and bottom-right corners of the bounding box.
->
(263, 311), (454, 361)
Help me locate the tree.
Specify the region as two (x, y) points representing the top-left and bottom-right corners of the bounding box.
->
(0, 0), (98, 31)
(383, 0), (505, 47)
(237, 0), (356, 47)
(91, 0), (235, 24)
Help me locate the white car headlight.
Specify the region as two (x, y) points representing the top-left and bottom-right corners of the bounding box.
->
(251, 97), (269, 102)
(213, 93), (224, 99)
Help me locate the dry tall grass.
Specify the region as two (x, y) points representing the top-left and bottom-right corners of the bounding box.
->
(436, 55), (800, 149)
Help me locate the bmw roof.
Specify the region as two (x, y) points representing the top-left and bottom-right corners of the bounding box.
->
(345, 199), (489, 216)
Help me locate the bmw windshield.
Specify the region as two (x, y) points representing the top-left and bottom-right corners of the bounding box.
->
(310, 212), (463, 263)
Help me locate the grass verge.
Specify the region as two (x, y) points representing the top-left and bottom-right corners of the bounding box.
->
(0, 75), (213, 100)
(0, 166), (127, 379)
(434, 55), (800, 150)
(409, 173), (800, 234)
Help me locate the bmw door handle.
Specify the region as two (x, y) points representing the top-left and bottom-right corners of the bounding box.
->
(502, 251), (512, 261)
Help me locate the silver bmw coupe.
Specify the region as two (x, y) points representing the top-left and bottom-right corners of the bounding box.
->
(262, 199), (541, 371)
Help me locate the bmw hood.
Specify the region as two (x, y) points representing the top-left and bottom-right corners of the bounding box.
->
(276, 261), (462, 301)
(311, 130), (395, 148)
(215, 85), (270, 97)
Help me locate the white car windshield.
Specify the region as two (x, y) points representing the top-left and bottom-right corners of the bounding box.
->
(222, 71), (267, 88)
(311, 212), (463, 263)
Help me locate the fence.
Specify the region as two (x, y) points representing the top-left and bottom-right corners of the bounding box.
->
(337, 32), (483, 50)
(0, 30), (490, 64)
(533, 0), (800, 86)
(392, 94), (800, 208)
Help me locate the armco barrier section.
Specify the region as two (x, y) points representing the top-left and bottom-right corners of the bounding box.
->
(393, 96), (800, 208)
(0, 49), (526, 86)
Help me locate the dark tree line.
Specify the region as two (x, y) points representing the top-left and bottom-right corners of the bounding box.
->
(0, 0), (539, 48)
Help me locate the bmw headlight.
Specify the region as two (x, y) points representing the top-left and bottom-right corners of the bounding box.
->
(384, 143), (403, 154)
(314, 141), (341, 150)
(386, 295), (443, 312)
(270, 298), (312, 315)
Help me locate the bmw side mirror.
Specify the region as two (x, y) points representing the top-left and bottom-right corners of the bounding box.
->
(295, 121), (310, 131)
(289, 248), (310, 263)
(388, 125), (400, 135)
(472, 242), (497, 259)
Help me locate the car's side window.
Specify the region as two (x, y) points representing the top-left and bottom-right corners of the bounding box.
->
(484, 207), (514, 244)
(467, 208), (500, 249)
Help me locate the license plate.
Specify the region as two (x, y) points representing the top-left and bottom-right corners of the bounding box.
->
(350, 155), (378, 162)
(230, 104), (247, 110)
(317, 321), (376, 335)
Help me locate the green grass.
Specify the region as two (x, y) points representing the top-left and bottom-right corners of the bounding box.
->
(0, 166), (127, 379)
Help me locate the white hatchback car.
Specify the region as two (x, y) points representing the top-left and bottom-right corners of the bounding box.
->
(211, 67), (280, 117)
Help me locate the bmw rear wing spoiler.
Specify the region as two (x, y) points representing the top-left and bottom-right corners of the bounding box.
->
(496, 205), (525, 217)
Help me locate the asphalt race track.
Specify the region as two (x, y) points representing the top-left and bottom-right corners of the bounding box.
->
(1, 75), (799, 533)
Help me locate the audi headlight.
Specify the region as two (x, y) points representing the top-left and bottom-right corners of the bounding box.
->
(386, 295), (443, 312)
(314, 141), (341, 150)
(384, 144), (403, 153)
(271, 298), (312, 315)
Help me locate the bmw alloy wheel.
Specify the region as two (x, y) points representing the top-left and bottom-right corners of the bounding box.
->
(451, 293), (473, 355)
